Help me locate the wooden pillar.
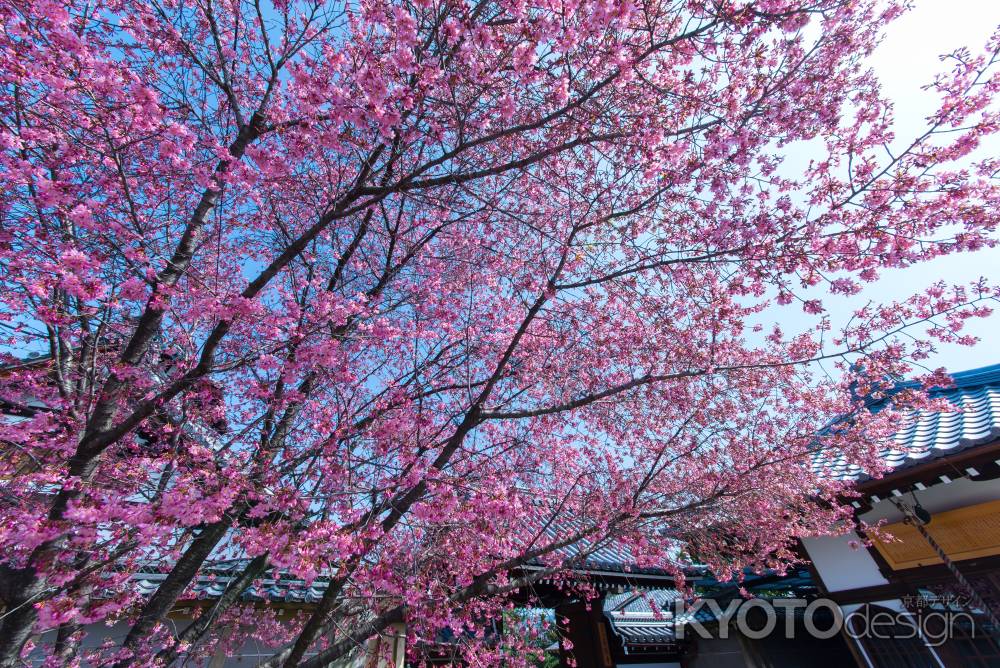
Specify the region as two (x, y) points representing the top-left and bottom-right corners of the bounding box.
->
(556, 598), (612, 668)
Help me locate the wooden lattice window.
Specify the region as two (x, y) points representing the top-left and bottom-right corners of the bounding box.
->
(938, 615), (1000, 667)
(920, 580), (1000, 667)
(847, 605), (939, 668)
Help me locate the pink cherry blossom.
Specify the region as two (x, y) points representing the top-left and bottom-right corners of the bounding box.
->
(0, 0), (998, 666)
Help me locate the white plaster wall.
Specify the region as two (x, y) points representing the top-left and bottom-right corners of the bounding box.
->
(800, 533), (889, 593)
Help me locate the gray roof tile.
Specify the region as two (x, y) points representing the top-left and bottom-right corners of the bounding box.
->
(811, 364), (1000, 482)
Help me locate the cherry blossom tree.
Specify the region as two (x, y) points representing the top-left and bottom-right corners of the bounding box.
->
(0, 0), (998, 665)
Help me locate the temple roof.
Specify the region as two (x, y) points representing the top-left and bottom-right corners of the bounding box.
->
(810, 363), (1000, 482)
(133, 569), (328, 605)
(603, 589), (682, 646)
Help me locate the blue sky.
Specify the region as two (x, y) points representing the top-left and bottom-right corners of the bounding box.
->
(862, 0), (1000, 372)
(761, 0), (1000, 376)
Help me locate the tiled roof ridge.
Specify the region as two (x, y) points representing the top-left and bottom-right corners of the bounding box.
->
(925, 363), (1000, 389)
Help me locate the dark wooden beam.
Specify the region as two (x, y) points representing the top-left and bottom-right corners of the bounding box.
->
(856, 439), (1000, 497)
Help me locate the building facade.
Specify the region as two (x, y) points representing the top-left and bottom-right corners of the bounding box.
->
(802, 363), (1000, 667)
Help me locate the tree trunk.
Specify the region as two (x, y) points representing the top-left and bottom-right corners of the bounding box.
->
(156, 552), (270, 665)
(116, 519), (233, 666)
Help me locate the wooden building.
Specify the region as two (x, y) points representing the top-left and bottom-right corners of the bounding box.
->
(554, 363), (1000, 668)
(802, 362), (1000, 667)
